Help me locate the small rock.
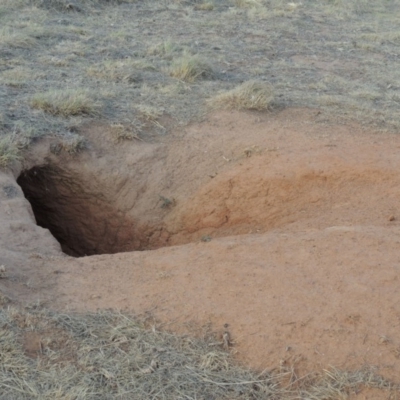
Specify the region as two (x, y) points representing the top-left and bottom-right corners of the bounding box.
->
(201, 235), (212, 243)
(3, 185), (18, 199)
(389, 215), (396, 222)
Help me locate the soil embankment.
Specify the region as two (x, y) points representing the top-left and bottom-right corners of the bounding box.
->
(2, 108), (400, 382)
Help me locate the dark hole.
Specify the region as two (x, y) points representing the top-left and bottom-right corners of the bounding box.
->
(17, 165), (143, 257)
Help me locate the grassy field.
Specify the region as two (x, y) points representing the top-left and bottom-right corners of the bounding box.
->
(2, 0), (400, 397)
(1, 0), (400, 164)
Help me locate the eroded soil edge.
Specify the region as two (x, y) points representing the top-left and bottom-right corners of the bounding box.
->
(2, 109), (400, 383)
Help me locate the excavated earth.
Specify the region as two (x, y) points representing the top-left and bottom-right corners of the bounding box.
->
(1, 108), (400, 386)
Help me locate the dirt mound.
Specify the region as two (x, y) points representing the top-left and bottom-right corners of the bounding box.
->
(2, 108), (400, 384)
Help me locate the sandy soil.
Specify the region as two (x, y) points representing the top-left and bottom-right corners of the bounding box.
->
(2, 108), (400, 384)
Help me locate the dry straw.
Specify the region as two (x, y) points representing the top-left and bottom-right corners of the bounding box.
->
(169, 54), (214, 83)
(0, 137), (20, 168)
(30, 89), (99, 117)
(209, 80), (274, 111)
(0, 305), (398, 399)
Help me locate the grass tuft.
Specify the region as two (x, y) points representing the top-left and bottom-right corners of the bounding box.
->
(0, 137), (20, 168)
(169, 54), (214, 83)
(0, 66), (31, 87)
(0, 27), (36, 48)
(136, 104), (164, 121)
(11, 121), (43, 149)
(86, 59), (144, 83)
(233, 0), (262, 8)
(30, 89), (99, 117)
(147, 40), (180, 59)
(194, 1), (214, 10)
(58, 133), (87, 153)
(110, 123), (142, 143)
(209, 80), (274, 111)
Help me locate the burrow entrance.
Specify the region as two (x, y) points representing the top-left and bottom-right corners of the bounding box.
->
(17, 152), (392, 258)
(17, 165), (165, 257)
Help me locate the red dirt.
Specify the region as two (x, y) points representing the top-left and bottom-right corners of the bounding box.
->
(2, 108), (400, 384)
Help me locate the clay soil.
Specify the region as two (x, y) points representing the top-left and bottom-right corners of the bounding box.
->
(2, 108), (400, 391)
(3, 1), (400, 398)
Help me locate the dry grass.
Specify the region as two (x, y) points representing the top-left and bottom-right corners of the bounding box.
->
(0, 137), (20, 168)
(0, 0), (400, 168)
(209, 80), (274, 111)
(86, 59), (145, 83)
(30, 89), (99, 117)
(234, 0), (262, 8)
(136, 104), (164, 121)
(147, 40), (181, 59)
(57, 134), (87, 154)
(194, 1), (215, 11)
(350, 90), (383, 102)
(0, 304), (398, 400)
(11, 122), (43, 150)
(1, 122), (49, 166)
(0, 66), (31, 87)
(0, 27), (36, 48)
(169, 54), (214, 82)
(48, 132), (88, 155)
(110, 123), (142, 143)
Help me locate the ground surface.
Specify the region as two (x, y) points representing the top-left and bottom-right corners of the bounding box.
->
(2, 0), (400, 162)
(2, 0), (400, 398)
(2, 109), (400, 396)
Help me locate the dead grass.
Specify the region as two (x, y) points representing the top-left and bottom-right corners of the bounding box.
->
(11, 121), (43, 149)
(0, 137), (20, 168)
(110, 123), (142, 143)
(209, 80), (274, 111)
(194, 1), (214, 11)
(0, 27), (36, 48)
(57, 134), (87, 154)
(350, 90), (383, 102)
(0, 304), (398, 400)
(169, 53), (214, 82)
(147, 39), (181, 59)
(234, 0), (262, 8)
(47, 132), (87, 156)
(86, 59), (145, 83)
(0, 66), (31, 87)
(136, 104), (164, 121)
(30, 89), (99, 117)
(0, 0), (399, 168)
(0, 121), (47, 166)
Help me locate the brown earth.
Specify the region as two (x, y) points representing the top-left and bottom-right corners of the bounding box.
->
(1, 108), (400, 385)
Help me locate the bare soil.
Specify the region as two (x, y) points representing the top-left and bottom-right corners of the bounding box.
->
(2, 108), (400, 389)
(3, 1), (400, 398)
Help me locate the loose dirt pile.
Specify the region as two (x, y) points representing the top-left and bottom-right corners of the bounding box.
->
(1, 109), (400, 397)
